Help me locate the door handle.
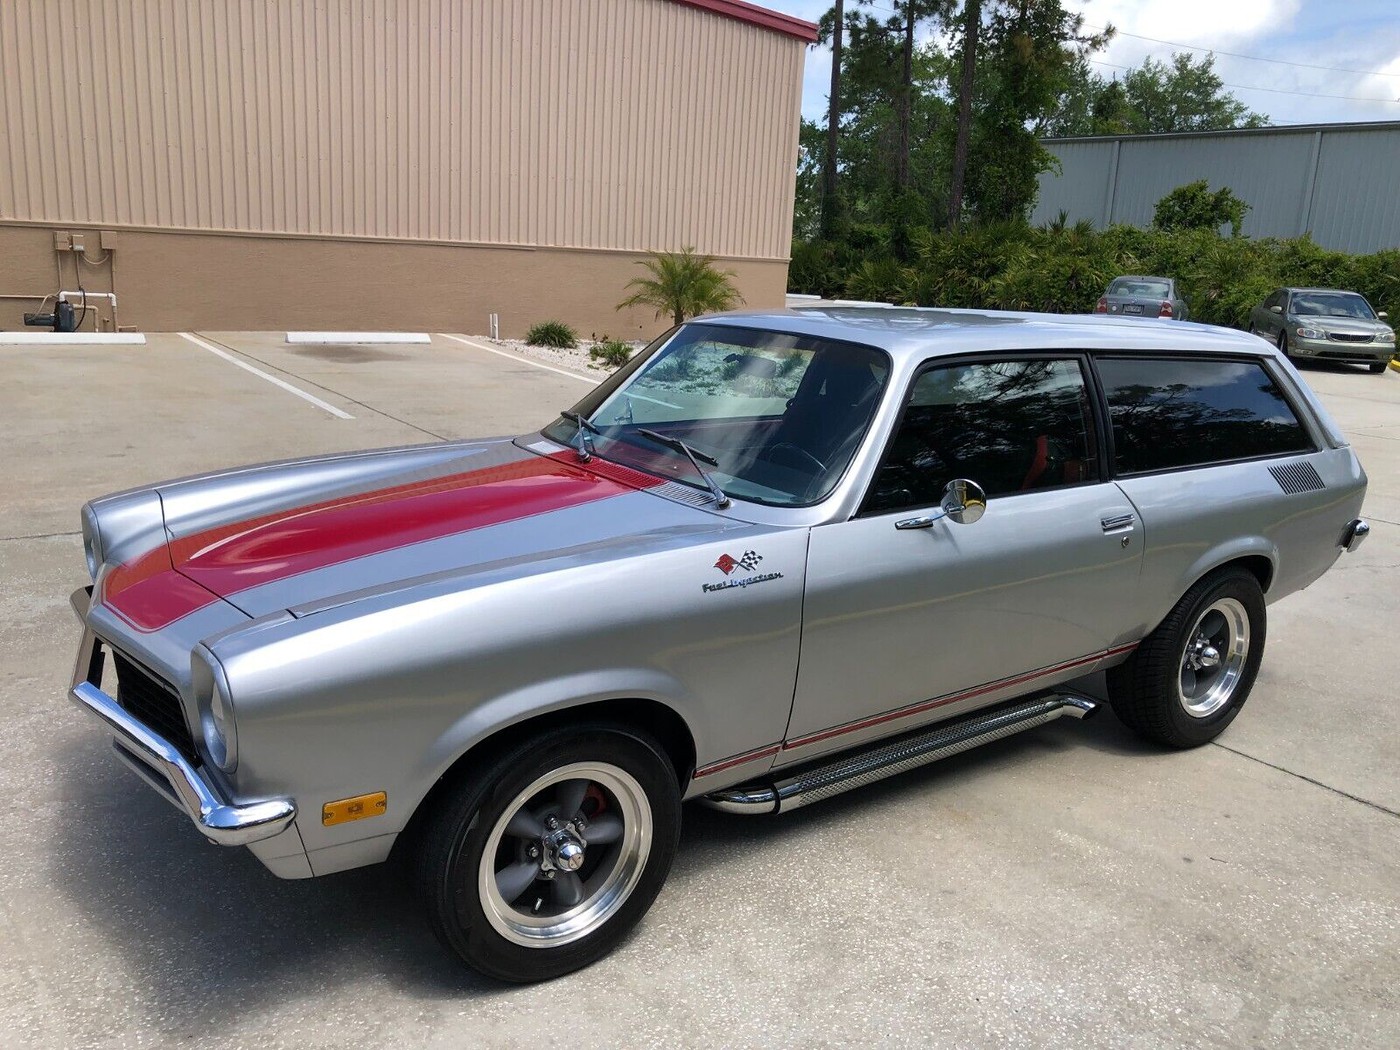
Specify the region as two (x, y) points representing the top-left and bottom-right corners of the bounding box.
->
(1101, 513), (1135, 532)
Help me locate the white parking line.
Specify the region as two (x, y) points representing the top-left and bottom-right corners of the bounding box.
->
(179, 332), (354, 419)
(439, 333), (596, 384)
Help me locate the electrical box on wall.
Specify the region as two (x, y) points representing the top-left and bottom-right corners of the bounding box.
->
(69, 233), (85, 252)
(52, 230), (71, 251)
(100, 230), (118, 250)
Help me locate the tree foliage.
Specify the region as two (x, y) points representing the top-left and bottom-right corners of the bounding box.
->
(1046, 52), (1268, 137)
(616, 248), (744, 326)
(1152, 180), (1251, 237)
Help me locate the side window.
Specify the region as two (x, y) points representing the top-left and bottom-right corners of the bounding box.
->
(1264, 290), (1281, 310)
(863, 358), (1100, 516)
(1096, 356), (1314, 474)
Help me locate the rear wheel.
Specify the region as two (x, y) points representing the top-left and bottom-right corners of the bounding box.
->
(415, 725), (681, 982)
(1107, 569), (1266, 748)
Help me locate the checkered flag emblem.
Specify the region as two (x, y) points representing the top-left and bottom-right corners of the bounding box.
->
(737, 550), (763, 571)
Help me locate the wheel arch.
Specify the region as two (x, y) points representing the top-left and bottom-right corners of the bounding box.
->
(395, 696), (696, 859)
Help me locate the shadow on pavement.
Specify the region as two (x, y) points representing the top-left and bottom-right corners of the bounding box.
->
(47, 739), (504, 1033)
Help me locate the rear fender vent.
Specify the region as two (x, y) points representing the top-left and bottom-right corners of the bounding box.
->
(1269, 461), (1325, 494)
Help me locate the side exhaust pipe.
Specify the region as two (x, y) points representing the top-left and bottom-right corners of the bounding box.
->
(701, 693), (1098, 815)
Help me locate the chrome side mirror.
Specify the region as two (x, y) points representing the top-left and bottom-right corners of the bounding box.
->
(1269, 305), (1283, 314)
(1379, 311), (1389, 320)
(894, 478), (987, 530)
(941, 478), (986, 525)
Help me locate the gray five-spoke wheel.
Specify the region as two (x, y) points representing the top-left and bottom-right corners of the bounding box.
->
(478, 761), (651, 949)
(1179, 597), (1250, 718)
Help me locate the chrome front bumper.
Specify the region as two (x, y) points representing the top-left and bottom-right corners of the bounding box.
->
(1340, 518), (1370, 553)
(69, 587), (296, 846)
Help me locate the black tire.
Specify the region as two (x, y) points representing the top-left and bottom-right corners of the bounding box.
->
(1277, 331), (1292, 360)
(414, 724), (681, 982)
(1369, 361), (1388, 374)
(1107, 568), (1266, 749)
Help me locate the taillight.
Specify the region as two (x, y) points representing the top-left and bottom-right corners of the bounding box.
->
(1159, 300), (1173, 318)
(1095, 297), (1108, 313)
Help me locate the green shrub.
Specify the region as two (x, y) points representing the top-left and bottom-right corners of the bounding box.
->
(1152, 180), (1251, 237)
(525, 320), (578, 349)
(588, 337), (632, 369)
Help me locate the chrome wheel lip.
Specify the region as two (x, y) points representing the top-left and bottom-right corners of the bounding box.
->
(1179, 597), (1250, 718)
(479, 761), (651, 950)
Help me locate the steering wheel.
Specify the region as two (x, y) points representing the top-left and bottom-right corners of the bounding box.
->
(766, 442), (827, 476)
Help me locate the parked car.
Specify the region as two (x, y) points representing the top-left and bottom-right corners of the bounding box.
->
(69, 308), (1369, 982)
(1249, 287), (1396, 374)
(1094, 275), (1190, 320)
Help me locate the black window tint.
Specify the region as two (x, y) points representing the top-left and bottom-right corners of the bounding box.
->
(1097, 357), (1313, 474)
(863, 359), (1099, 515)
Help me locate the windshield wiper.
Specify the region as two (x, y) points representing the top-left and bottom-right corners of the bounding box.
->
(635, 429), (731, 509)
(559, 410), (599, 462)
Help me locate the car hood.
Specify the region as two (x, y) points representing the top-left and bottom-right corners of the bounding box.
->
(103, 437), (732, 630)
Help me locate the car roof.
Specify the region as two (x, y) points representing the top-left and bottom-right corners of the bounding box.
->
(697, 306), (1266, 362)
(1283, 287), (1365, 295)
(1111, 275), (1172, 283)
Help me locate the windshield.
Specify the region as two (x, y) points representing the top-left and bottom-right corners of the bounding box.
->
(1291, 292), (1375, 319)
(542, 323), (890, 507)
(1109, 278), (1171, 299)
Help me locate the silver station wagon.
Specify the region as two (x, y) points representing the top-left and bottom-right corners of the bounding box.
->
(68, 308), (1370, 982)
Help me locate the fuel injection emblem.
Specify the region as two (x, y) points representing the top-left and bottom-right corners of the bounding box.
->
(704, 550), (783, 593)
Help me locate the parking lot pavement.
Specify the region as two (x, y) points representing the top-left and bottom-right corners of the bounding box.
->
(1, 340), (1396, 1049)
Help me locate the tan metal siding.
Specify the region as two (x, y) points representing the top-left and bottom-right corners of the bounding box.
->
(0, 0), (803, 259)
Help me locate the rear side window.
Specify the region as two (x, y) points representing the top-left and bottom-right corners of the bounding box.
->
(1096, 357), (1313, 474)
(863, 358), (1099, 515)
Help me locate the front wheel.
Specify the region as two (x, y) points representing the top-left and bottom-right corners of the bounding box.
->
(1277, 331), (1293, 360)
(1107, 568), (1266, 748)
(1370, 361), (1388, 374)
(415, 725), (681, 982)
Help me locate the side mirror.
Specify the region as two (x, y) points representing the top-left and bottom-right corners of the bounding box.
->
(1379, 311), (1389, 320)
(941, 478), (987, 525)
(893, 479), (987, 530)
(1270, 305), (1283, 314)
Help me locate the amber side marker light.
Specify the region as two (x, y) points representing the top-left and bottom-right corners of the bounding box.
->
(323, 792), (387, 826)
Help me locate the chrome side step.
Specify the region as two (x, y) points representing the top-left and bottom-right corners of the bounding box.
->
(701, 693), (1099, 815)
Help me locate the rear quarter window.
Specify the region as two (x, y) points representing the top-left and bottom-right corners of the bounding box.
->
(1096, 356), (1315, 474)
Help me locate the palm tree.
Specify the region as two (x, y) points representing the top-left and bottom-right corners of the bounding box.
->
(616, 247), (744, 326)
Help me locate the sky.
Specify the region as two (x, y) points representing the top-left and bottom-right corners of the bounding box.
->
(763, 0), (1400, 129)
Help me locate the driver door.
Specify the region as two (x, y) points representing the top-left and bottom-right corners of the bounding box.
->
(784, 355), (1143, 763)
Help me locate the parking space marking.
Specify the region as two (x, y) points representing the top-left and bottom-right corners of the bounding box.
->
(439, 333), (596, 384)
(178, 333), (354, 419)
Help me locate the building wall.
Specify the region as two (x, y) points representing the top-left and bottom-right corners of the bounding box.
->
(0, 0), (808, 332)
(0, 223), (788, 337)
(1033, 122), (1400, 254)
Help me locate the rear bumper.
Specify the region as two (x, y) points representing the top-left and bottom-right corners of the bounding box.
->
(69, 587), (297, 847)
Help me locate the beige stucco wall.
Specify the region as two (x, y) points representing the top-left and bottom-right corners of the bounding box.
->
(0, 223), (788, 337)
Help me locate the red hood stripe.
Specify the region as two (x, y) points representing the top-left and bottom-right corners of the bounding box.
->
(103, 450), (659, 632)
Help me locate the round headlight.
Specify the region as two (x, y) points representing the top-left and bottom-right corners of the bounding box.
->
(195, 646), (238, 772)
(80, 506), (103, 581)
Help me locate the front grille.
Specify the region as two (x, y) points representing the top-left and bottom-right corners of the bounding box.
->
(1270, 461), (1325, 495)
(112, 651), (199, 764)
(1328, 332), (1374, 343)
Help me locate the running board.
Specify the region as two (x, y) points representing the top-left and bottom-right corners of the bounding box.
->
(700, 693), (1099, 815)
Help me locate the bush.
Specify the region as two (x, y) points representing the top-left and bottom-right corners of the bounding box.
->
(789, 222), (1397, 332)
(525, 320), (578, 349)
(588, 337), (632, 369)
(1153, 180), (1251, 237)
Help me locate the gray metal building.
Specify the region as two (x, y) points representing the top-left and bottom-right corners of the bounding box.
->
(1032, 121), (1400, 254)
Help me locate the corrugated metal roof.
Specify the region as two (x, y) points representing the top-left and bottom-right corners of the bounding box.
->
(669, 0), (819, 41)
